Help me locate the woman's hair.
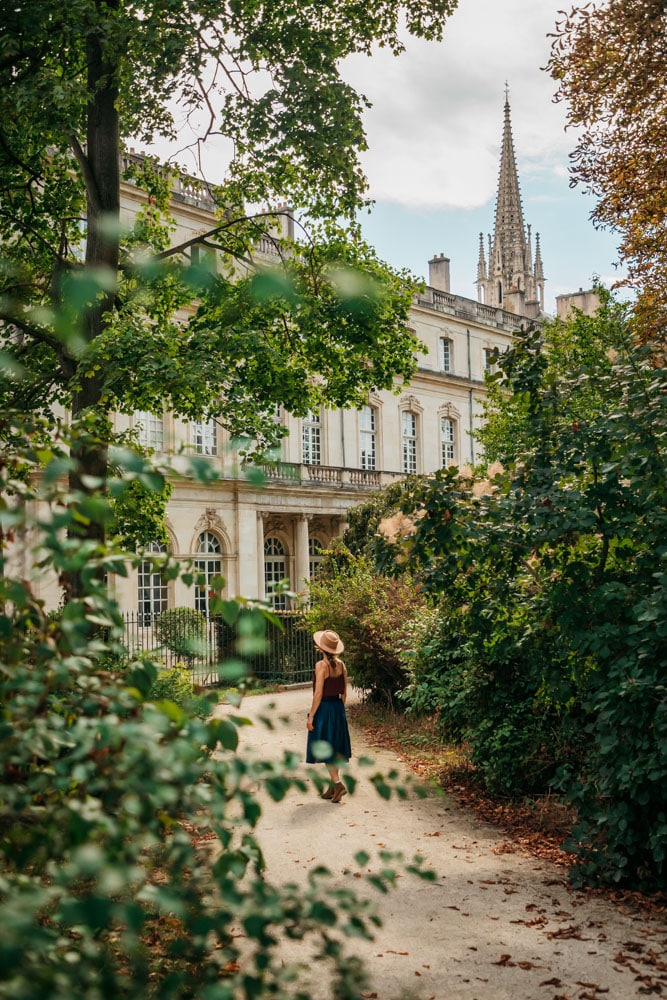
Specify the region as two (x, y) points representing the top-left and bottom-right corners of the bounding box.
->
(321, 648), (343, 673)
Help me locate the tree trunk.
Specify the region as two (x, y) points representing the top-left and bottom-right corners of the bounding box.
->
(66, 1), (120, 600)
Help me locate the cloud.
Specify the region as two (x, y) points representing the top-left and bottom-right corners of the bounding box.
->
(341, 0), (573, 210)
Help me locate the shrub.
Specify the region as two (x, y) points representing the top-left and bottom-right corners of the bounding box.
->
(304, 550), (430, 703)
(391, 299), (667, 890)
(149, 662), (211, 719)
(154, 606), (207, 663)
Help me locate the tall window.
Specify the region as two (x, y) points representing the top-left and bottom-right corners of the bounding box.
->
(359, 405), (376, 470)
(484, 348), (497, 373)
(264, 537), (288, 609)
(194, 418), (217, 456)
(138, 541), (168, 625)
(401, 411), (418, 475)
(440, 337), (452, 373)
(194, 531), (222, 615)
(302, 410), (321, 466)
(135, 410), (164, 451)
(440, 417), (456, 467)
(309, 538), (324, 580)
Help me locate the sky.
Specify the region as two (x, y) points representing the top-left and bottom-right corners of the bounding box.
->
(152, 0), (624, 316)
(340, 0), (624, 312)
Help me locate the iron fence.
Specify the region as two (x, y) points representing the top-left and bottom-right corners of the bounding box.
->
(120, 610), (315, 688)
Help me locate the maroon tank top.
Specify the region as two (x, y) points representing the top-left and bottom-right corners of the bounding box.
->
(322, 671), (345, 697)
(312, 666), (346, 697)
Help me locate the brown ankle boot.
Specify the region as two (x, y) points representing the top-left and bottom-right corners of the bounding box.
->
(331, 782), (347, 803)
(321, 784), (335, 799)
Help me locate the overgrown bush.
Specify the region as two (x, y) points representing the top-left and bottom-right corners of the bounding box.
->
(304, 549), (430, 703)
(149, 662), (211, 719)
(386, 295), (667, 891)
(155, 606), (208, 663)
(0, 425), (418, 999)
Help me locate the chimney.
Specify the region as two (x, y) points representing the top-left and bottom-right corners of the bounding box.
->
(428, 253), (451, 292)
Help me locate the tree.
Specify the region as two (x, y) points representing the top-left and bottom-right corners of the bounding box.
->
(547, 0), (667, 340)
(379, 293), (667, 890)
(0, 0), (457, 592)
(1, 421), (422, 998)
(476, 287), (631, 466)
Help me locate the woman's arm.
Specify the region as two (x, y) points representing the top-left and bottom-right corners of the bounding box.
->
(307, 660), (326, 730)
(341, 663), (348, 706)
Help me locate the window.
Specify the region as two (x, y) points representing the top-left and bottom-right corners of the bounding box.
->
(138, 541), (168, 625)
(302, 410), (321, 466)
(194, 418), (217, 456)
(359, 405), (376, 470)
(440, 337), (452, 373)
(484, 348), (497, 374)
(309, 538), (324, 580)
(264, 536), (288, 609)
(135, 410), (164, 451)
(440, 417), (456, 467)
(401, 411), (418, 475)
(194, 531), (222, 615)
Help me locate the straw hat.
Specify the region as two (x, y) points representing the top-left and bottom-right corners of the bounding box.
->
(313, 629), (344, 655)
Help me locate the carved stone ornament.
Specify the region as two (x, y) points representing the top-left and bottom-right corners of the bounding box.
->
(263, 515), (287, 536)
(194, 508), (227, 536)
(438, 402), (461, 420)
(399, 393), (422, 411)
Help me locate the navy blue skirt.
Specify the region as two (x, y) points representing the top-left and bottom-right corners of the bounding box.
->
(306, 696), (352, 764)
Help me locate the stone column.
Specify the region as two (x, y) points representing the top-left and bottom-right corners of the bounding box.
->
(294, 513), (310, 592)
(256, 510), (265, 601)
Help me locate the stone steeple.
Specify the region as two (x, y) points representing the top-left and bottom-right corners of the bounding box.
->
(476, 91), (545, 318)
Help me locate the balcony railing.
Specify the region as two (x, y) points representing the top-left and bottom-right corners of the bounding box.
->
(416, 289), (543, 332)
(259, 462), (396, 489)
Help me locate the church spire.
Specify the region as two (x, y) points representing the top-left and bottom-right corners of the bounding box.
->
(493, 90), (527, 283)
(476, 89), (545, 319)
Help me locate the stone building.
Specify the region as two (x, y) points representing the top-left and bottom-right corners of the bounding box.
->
(33, 99), (548, 614)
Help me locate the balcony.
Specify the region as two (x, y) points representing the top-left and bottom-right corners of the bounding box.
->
(415, 289), (543, 332)
(259, 462), (395, 490)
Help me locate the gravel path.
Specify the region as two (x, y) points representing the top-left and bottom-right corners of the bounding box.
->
(214, 688), (667, 1000)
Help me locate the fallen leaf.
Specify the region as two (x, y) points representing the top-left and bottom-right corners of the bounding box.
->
(493, 954), (516, 967)
(539, 979), (563, 987)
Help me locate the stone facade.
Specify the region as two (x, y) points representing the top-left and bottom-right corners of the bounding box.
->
(27, 101), (548, 613)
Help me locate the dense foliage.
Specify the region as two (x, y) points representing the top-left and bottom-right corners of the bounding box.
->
(0, 0), (457, 600)
(374, 298), (667, 892)
(304, 548), (431, 704)
(0, 415), (440, 998)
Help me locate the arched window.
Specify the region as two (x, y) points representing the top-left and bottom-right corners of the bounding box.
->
(359, 405), (376, 470)
(308, 538), (324, 580)
(195, 531), (223, 615)
(264, 536), (288, 609)
(401, 410), (418, 475)
(440, 417), (456, 467)
(138, 540), (168, 625)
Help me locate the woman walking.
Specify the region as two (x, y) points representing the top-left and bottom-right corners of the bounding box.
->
(306, 629), (351, 803)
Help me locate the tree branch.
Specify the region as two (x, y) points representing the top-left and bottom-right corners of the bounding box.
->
(0, 312), (62, 354)
(67, 132), (103, 216)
